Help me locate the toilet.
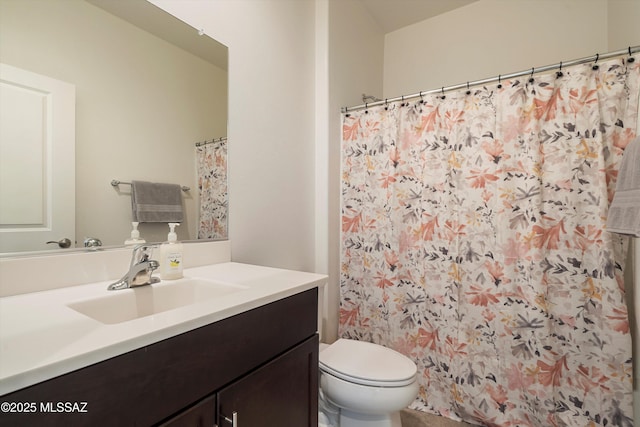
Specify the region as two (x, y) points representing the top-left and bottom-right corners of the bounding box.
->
(319, 339), (419, 427)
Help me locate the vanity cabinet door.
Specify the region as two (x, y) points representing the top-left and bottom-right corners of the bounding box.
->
(159, 394), (216, 427)
(218, 334), (318, 427)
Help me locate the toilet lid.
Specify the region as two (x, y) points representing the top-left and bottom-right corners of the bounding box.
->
(319, 339), (417, 387)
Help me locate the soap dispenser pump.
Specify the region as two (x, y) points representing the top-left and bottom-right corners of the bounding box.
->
(159, 223), (183, 280)
(124, 222), (146, 246)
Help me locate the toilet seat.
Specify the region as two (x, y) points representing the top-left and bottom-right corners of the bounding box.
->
(319, 339), (417, 387)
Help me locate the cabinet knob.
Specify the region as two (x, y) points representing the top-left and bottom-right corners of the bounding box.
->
(221, 411), (237, 426)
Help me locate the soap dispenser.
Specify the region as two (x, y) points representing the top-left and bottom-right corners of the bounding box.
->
(124, 222), (146, 246)
(159, 223), (183, 280)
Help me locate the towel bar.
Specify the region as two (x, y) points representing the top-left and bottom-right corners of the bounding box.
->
(111, 180), (190, 192)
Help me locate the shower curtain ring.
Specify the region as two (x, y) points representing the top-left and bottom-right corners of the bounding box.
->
(556, 61), (563, 78)
(628, 47), (636, 63)
(441, 87), (445, 99)
(529, 67), (535, 83)
(497, 75), (502, 89)
(592, 53), (600, 70)
(466, 82), (471, 95)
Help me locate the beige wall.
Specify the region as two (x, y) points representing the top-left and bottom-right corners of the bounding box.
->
(0, 0), (227, 246)
(150, 0), (385, 342)
(608, 0), (640, 51)
(325, 0), (385, 341)
(151, 0), (318, 273)
(383, 0), (610, 97)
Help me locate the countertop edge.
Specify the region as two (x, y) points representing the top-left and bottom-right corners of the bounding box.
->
(0, 263), (327, 395)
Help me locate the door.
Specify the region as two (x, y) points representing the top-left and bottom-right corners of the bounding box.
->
(217, 336), (319, 427)
(0, 63), (75, 253)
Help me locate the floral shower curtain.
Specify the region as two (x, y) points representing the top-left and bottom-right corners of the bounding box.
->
(340, 55), (639, 426)
(196, 139), (228, 239)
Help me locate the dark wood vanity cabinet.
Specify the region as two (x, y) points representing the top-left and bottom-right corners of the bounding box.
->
(162, 335), (318, 427)
(216, 335), (317, 427)
(0, 288), (319, 427)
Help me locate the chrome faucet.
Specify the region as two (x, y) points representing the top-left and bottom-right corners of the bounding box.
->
(108, 245), (160, 291)
(83, 237), (102, 248)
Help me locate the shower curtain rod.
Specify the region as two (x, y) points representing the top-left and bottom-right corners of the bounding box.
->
(195, 136), (227, 147)
(342, 45), (640, 113)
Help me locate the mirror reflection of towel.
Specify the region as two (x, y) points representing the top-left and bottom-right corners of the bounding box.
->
(607, 136), (640, 237)
(131, 180), (184, 223)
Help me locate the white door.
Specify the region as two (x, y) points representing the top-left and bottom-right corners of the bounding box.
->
(0, 63), (75, 253)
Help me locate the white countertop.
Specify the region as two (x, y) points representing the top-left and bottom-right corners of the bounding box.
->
(0, 262), (327, 395)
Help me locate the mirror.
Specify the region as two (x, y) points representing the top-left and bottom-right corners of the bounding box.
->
(0, 0), (228, 255)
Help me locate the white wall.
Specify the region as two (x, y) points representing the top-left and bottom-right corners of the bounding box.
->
(150, 0), (317, 273)
(325, 0), (385, 341)
(150, 0), (384, 342)
(383, 0), (609, 97)
(608, 0), (640, 51)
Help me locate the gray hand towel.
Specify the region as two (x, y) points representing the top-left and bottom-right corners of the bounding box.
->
(607, 136), (640, 236)
(131, 180), (184, 223)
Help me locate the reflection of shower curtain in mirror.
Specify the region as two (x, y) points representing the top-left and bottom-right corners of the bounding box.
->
(196, 139), (228, 239)
(340, 55), (640, 426)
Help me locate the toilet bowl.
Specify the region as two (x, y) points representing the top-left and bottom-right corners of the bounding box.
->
(319, 339), (418, 427)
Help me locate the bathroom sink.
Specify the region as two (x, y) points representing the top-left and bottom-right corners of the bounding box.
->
(67, 278), (246, 324)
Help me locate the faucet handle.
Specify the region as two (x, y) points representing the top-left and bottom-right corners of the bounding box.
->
(130, 244), (157, 266)
(84, 237), (102, 248)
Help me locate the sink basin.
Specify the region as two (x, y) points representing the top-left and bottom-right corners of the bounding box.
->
(67, 278), (246, 324)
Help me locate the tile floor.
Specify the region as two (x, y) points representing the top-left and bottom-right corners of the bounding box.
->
(400, 409), (475, 427)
